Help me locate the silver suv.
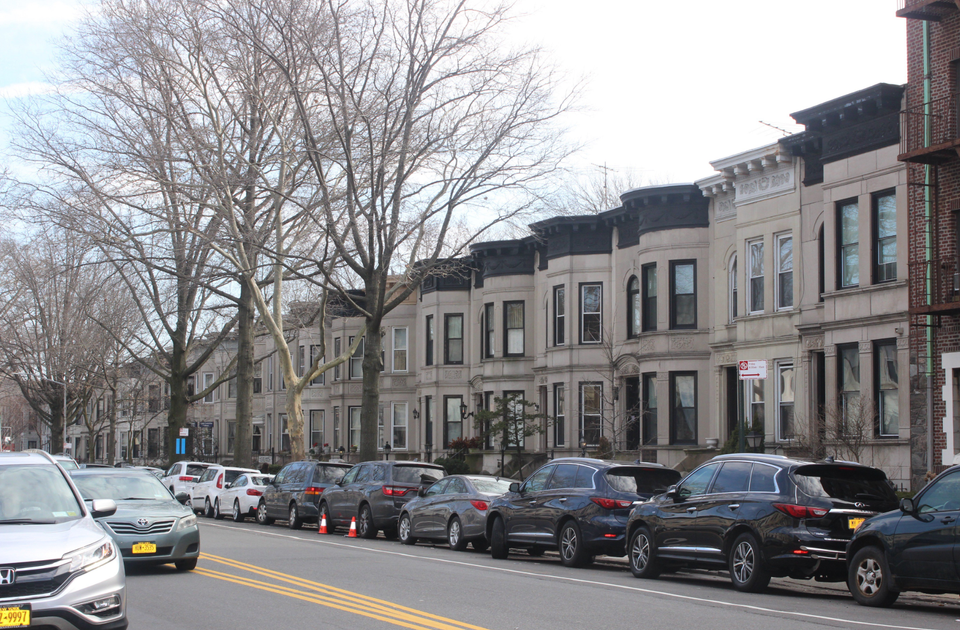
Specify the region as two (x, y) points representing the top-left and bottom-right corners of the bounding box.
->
(0, 451), (128, 629)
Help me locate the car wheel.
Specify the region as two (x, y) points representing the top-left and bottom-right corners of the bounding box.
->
(558, 521), (589, 567)
(448, 516), (467, 551)
(729, 532), (771, 592)
(213, 499), (224, 520)
(288, 503), (303, 530)
(318, 502), (332, 535)
(490, 517), (508, 559)
(849, 546), (900, 607)
(257, 500), (274, 525)
(398, 513), (417, 545)
(472, 539), (489, 552)
(628, 526), (660, 579)
(358, 504), (377, 539)
(527, 547), (545, 557)
(203, 498), (213, 519)
(175, 558), (198, 571)
(232, 500), (245, 523)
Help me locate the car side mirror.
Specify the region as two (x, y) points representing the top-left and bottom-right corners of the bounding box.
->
(91, 499), (117, 518)
(337, 479), (344, 486)
(224, 482), (232, 489)
(666, 485), (681, 501)
(900, 497), (916, 514)
(175, 492), (191, 505)
(509, 482), (521, 494)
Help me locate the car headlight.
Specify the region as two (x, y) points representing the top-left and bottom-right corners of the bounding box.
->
(65, 539), (116, 573)
(177, 513), (197, 531)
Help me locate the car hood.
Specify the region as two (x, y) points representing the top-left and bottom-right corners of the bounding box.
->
(0, 517), (110, 564)
(101, 499), (192, 520)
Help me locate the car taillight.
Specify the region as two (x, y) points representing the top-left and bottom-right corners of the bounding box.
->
(382, 486), (410, 497)
(246, 489), (262, 497)
(216, 474), (223, 489)
(591, 497), (634, 509)
(179, 476), (194, 482)
(470, 500), (489, 511)
(304, 486), (324, 496)
(774, 503), (829, 519)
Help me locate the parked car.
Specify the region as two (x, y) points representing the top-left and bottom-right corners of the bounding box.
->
(160, 461), (212, 499)
(80, 463), (113, 469)
(71, 468), (199, 571)
(190, 465), (260, 519)
(0, 451), (127, 629)
(399, 475), (515, 551)
(319, 461), (446, 538)
(135, 466), (165, 480)
(625, 454), (899, 592)
(219, 473), (274, 522)
(257, 460), (353, 529)
(486, 458), (680, 567)
(846, 464), (960, 606)
(23, 448), (79, 471)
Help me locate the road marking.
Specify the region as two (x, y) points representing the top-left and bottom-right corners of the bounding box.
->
(203, 522), (945, 630)
(195, 552), (487, 630)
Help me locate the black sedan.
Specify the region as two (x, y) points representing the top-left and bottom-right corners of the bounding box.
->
(398, 475), (515, 551)
(847, 465), (960, 606)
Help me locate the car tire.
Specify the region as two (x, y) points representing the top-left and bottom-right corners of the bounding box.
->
(558, 521), (589, 568)
(526, 547), (545, 557)
(213, 498), (224, 520)
(257, 499), (274, 526)
(628, 526), (660, 579)
(232, 500), (245, 523)
(175, 558), (198, 571)
(472, 539), (489, 552)
(203, 498), (213, 519)
(288, 503), (303, 530)
(490, 517), (508, 559)
(848, 546), (900, 607)
(358, 504), (377, 539)
(448, 516), (467, 551)
(318, 502), (332, 535)
(729, 532), (771, 592)
(398, 513), (417, 545)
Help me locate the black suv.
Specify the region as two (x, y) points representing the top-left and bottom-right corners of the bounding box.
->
(318, 461), (446, 538)
(486, 458), (681, 567)
(257, 460), (353, 529)
(625, 454), (899, 592)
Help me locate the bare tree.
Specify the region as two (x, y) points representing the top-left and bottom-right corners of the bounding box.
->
(474, 393), (546, 480)
(825, 394), (877, 464)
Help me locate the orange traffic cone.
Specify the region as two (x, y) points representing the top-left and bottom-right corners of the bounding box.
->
(318, 513), (328, 534)
(347, 516), (357, 538)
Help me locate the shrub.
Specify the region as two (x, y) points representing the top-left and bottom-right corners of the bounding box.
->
(434, 456), (470, 475)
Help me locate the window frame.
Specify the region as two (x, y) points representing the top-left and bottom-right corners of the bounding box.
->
(729, 253), (738, 322)
(553, 286), (565, 346)
(642, 372), (658, 446)
(838, 344), (861, 435)
(669, 371), (698, 445)
(349, 336), (364, 379)
(309, 409), (324, 452)
(641, 263), (657, 332)
(873, 190), (897, 284)
(627, 275), (640, 339)
(747, 238), (764, 314)
(334, 338), (341, 381)
(392, 327), (408, 373)
(484, 303), (495, 358)
(579, 382), (602, 447)
(443, 395), (463, 448)
(504, 300), (525, 357)
(553, 383), (565, 447)
(775, 233), (793, 311)
(202, 372), (216, 404)
(776, 361), (795, 441)
(444, 313), (464, 365)
(348, 406), (361, 450)
(424, 315), (434, 367)
(392, 402), (408, 450)
(875, 339), (899, 437)
(309, 345), (324, 385)
(579, 283), (603, 345)
(669, 260), (697, 330)
(838, 198), (860, 289)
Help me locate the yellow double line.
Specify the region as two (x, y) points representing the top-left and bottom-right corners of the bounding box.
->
(196, 553), (489, 630)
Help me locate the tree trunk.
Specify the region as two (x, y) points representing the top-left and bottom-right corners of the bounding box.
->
(107, 387), (117, 465)
(165, 344), (189, 467)
(233, 282), (256, 468)
(285, 386), (306, 462)
(359, 319), (383, 462)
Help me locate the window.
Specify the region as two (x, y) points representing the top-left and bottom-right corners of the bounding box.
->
(228, 377), (237, 399)
(748, 378), (764, 432)
(425, 316), (434, 366)
(333, 407), (340, 449)
(349, 336), (364, 379)
(334, 338), (341, 380)
(838, 199), (859, 288)
(670, 261), (696, 329)
(202, 372), (215, 403)
(444, 396), (463, 448)
(228, 421), (236, 453)
(580, 283), (602, 344)
(670, 372), (697, 445)
(874, 191), (896, 283)
(267, 357), (274, 391)
(484, 303), (495, 358)
(553, 286), (565, 346)
(280, 414), (290, 452)
(839, 344), (860, 434)
(642, 373), (657, 446)
(580, 383), (602, 447)
(253, 362), (262, 394)
(349, 407), (361, 450)
(310, 345), (324, 385)
(678, 462), (718, 498)
(504, 391), (525, 448)
(550, 384), (565, 447)
(627, 276), (640, 338)
(391, 402), (407, 449)
(298, 345), (305, 378)
(504, 301), (524, 356)
(876, 341), (899, 437)
(642, 264), (657, 332)
(729, 254), (737, 322)
(748, 239), (764, 313)
(818, 224), (825, 302)
(393, 328), (407, 372)
(310, 410), (324, 451)
(776, 234), (793, 310)
(444, 314), (464, 364)
(777, 362), (795, 441)
(378, 405), (385, 448)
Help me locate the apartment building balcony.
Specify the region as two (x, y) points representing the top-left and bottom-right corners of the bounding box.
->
(900, 93), (960, 164)
(910, 258), (960, 316)
(896, 0), (960, 21)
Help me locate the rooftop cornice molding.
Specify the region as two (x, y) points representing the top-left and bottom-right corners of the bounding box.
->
(700, 144), (789, 198)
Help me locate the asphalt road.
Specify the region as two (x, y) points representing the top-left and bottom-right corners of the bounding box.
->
(124, 518), (960, 630)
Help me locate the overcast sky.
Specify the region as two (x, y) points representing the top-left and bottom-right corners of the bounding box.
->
(0, 0), (907, 189)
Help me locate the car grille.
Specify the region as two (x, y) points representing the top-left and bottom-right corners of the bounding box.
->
(0, 559), (72, 602)
(106, 518), (176, 535)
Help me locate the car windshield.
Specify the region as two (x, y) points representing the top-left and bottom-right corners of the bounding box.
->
(393, 466), (444, 484)
(793, 466), (898, 504)
(470, 478), (514, 494)
(605, 468), (682, 495)
(73, 473), (174, 502)
(0, 464), (83, 523)
(316, 466), (348, 483)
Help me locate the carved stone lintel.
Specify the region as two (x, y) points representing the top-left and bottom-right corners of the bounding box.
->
(621, 364), (639, 375)
(824, 345), (837, 358)
(715, 352), (736, 366)
(538, 376), (548, 385)
(803, 336), (824, 350)
(392, 377), (407, 389)
(859, 341), (873, 354)
(640, 338), (656, 353)
(656, 372), (669, 382)
(348, 383), (362, 395)
(671, 336), (693, 351)
(897, 336), (909, 350)
(444, 369), (463, 380)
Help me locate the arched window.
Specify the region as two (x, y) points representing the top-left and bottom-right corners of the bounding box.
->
(729, 254), (738, 322)
(627, 276), (640, 338)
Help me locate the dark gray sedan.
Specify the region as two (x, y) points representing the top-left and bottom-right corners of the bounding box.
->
(398, 475), (515, 551)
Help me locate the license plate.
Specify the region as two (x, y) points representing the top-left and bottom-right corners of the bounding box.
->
(132, 542), (157, 554)
(848, 517), (865, 530)
(0, 605), (30, 628)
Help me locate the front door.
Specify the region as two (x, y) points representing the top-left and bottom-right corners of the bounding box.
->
(504, 465), (555, 544)
(655, 462), (720, 561)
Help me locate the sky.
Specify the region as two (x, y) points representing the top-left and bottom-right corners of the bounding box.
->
(0, 0), (907, 189)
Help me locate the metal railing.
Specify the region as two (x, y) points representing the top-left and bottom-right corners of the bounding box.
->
(901, 93), (960, 157)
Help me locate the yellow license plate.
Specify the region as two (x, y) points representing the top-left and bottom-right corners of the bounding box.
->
(848, 517), (865, 530)
(132, 542), (157, 554)
(0, 606), (30, 628)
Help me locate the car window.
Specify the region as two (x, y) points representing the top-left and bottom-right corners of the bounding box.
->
(793, 465), (897, 505)
(199, 468), (217, 483)
(372, 466), (386, 482)
(186, 464), (208, 478)
(679, 463), (719, 498)
(73, 473), (172, 502)
(447, 478), (468, 494)
(253, 476), (272, 486)
(546, 464), (579, 490)
(918, 470), (960, 514)
(224, 470), (247, 484)
(750, 464), (779, 492)
(339, 467), (359, 485)
(0, 465), (84, 523)
(274, 467), (289, 485)
(574, 466), (596, 489)
(522, 465), (555, 493)
(233, 475), (247, 488)
(425, 479), (449, 497)
(316, 466), (348, 484)
(469, 478), (514, 494)
(710, 462), (752, 494)
(166, 464), (179, 477)
(604, 467), (680, 494)
(354, 465), (372, 484)
(393, 466), (445, 484)
(57, 458), (79, 471)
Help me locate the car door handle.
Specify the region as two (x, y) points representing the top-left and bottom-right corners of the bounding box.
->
(941, 516), (956, 524)
(529, 501), (537, 506)
(728, 504), (740, 510)
(686, 507), (697, 513)
(558, 498), (567, 503)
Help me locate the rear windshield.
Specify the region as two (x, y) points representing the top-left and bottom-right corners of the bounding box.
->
(470, 478), (514, 494)
(393, 466), (445, 484)
(252, 476), (272, 486)
(224, 470), (247, 484)
(315, 466), (349, 483)
(0, 465), (84, 523)
(73, 473), (173, 502)
(605, 468), (682, 496)
(186, 464), (209, 478)
(793, 466), (897, 504)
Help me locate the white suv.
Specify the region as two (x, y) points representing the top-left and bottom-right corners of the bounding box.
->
(190, 465), (260, 519)
(160, 461), (211, 502)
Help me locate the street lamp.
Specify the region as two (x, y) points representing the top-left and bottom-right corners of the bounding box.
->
(746, 431), (763, 451)
(579, 438), (587, 457)
(383, 441), (392, 461)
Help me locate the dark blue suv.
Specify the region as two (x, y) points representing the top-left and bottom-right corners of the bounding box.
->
(486, 458), (680, 567)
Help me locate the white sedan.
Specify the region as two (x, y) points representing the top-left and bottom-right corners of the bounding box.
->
(219, 473), (275, 522)
(191, 465), (260, 519)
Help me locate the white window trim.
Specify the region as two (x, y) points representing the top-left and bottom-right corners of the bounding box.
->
(392, 402), (408, 450)
(747, 238), (764, 315)
(775, 233), (793, 311)
(729, 253), (738, 323)
(775, 361), (795, 442)
(554, 286), (565, 347)
(581, 283), (603, 345)
(392, 327), (408, 373)
(202, 372), (216, 404)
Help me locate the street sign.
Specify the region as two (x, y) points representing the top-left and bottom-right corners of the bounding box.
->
(258, 455), (272, 464)
(63, 442), (71, 451)
(199, 422), (214, 428)
(179, 428), (189, 437)
(738, 360), (767, 380)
